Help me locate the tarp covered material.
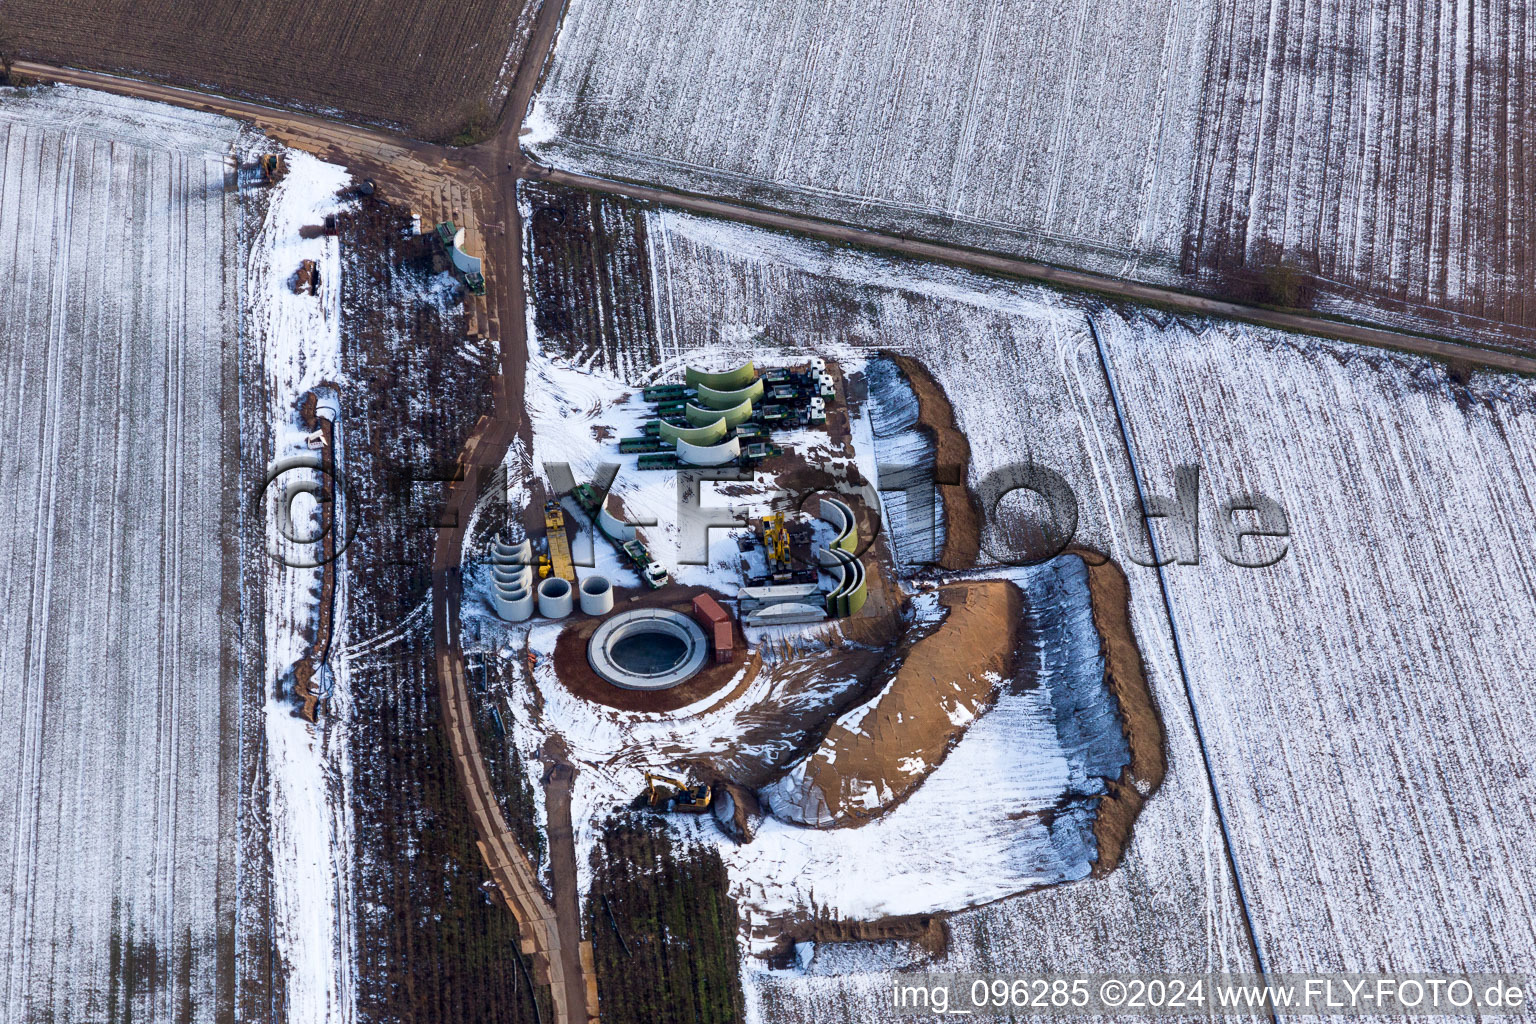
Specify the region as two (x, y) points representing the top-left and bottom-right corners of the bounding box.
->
(686, 397), (752, 427)
(685, 360), (756, 391)
(676, 435), (741, 467)
(739, 582), (823, 605)
(695, 378), (764, 410)
(742, 602), (827, 626)
(659, 415), (729, 446)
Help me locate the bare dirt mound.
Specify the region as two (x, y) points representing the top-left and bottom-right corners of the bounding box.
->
(1072, 548), (1166, 876)
(885, 353), (982, 570)
(762, 580), (1020, 826)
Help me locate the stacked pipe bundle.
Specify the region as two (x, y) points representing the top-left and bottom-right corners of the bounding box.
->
(488, 525), (535, 622)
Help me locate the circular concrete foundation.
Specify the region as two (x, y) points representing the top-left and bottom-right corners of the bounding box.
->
(587, 609), (709, 690)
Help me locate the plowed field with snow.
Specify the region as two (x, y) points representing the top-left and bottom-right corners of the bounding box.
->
(594, 204), (1536, 1019)
(0, 89), (243, 1024)
(11, 0), (538, 139)
(528, 0), (1536, 347)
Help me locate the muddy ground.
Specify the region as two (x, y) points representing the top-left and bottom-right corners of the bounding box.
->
(331, 198), (546, 1023)
(9, 0), (540, 140)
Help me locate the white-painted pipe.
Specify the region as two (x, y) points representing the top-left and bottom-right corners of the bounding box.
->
(537, 576), (573, 619)
(492, 563), (533, 590)
(579, 575), (614, 616)
(492, 582), (535, 622)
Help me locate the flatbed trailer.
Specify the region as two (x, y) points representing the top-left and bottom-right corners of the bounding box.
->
(544, 501), (575, 581)
(636, 452), (680, 471)
(570, 483), (603, 514)
(642, 383), (690, 402)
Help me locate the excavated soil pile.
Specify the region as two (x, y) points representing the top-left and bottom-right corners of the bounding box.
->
(1074, 548), (1166, 875)
(765, 913), (949, 968)
(763, 580), (1019, 826)
(886, 353), (982, 570)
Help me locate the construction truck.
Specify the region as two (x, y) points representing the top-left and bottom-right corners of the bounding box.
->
(257, 153), (285, 184)
(622, 540), (670, 589)
(644, 772), (712, 814)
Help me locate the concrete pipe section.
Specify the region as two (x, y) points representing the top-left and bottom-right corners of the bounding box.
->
(492, 563), (533, 589)
(492, 584), (535, 622)
(537, 576), (574, 619)
(587, 609), (710, 690)
(490, 536), (532, 565)
(579, 575), (614, 616)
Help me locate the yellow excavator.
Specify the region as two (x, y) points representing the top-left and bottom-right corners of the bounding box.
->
(643, 771), (713, 814)
(761, 512), (790, 570)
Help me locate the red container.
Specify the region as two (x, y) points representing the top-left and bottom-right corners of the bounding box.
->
(692, 594), (733, 663)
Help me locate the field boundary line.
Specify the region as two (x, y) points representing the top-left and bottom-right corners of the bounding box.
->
(1084, 312), (1275, 1011)
(535, 166), (1536, 376)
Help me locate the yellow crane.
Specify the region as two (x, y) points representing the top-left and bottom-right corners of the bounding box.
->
(643, 771), (713, 813)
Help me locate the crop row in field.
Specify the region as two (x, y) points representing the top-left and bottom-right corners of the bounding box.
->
(1185, 0), (1536, 347)
(527, 0), (1536, 347)
(1096, 311), (1536, 976)
(527, 0), (1206, 283)
(327, 198), (549, 1024)
(522, 182), (662, 376)
(589, 816), (747, 1024)
(0, 88), (243, 1024)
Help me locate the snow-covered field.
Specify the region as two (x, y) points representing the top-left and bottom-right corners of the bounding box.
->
(248, 149), (359, 1024)
(604, 206), (1536, 1017)
(0, 88), (242, 1024)
(528, 0), (1207, 282)
(1097, 314), (1536, 976)
(528, 0), (1535, 344)
(1185, 0), (1536, 346)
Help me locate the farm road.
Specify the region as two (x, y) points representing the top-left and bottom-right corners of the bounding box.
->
(13, 58), (1536, 376)
(13, 5), (1536, 1021)
(533, 166), (1536, 376)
